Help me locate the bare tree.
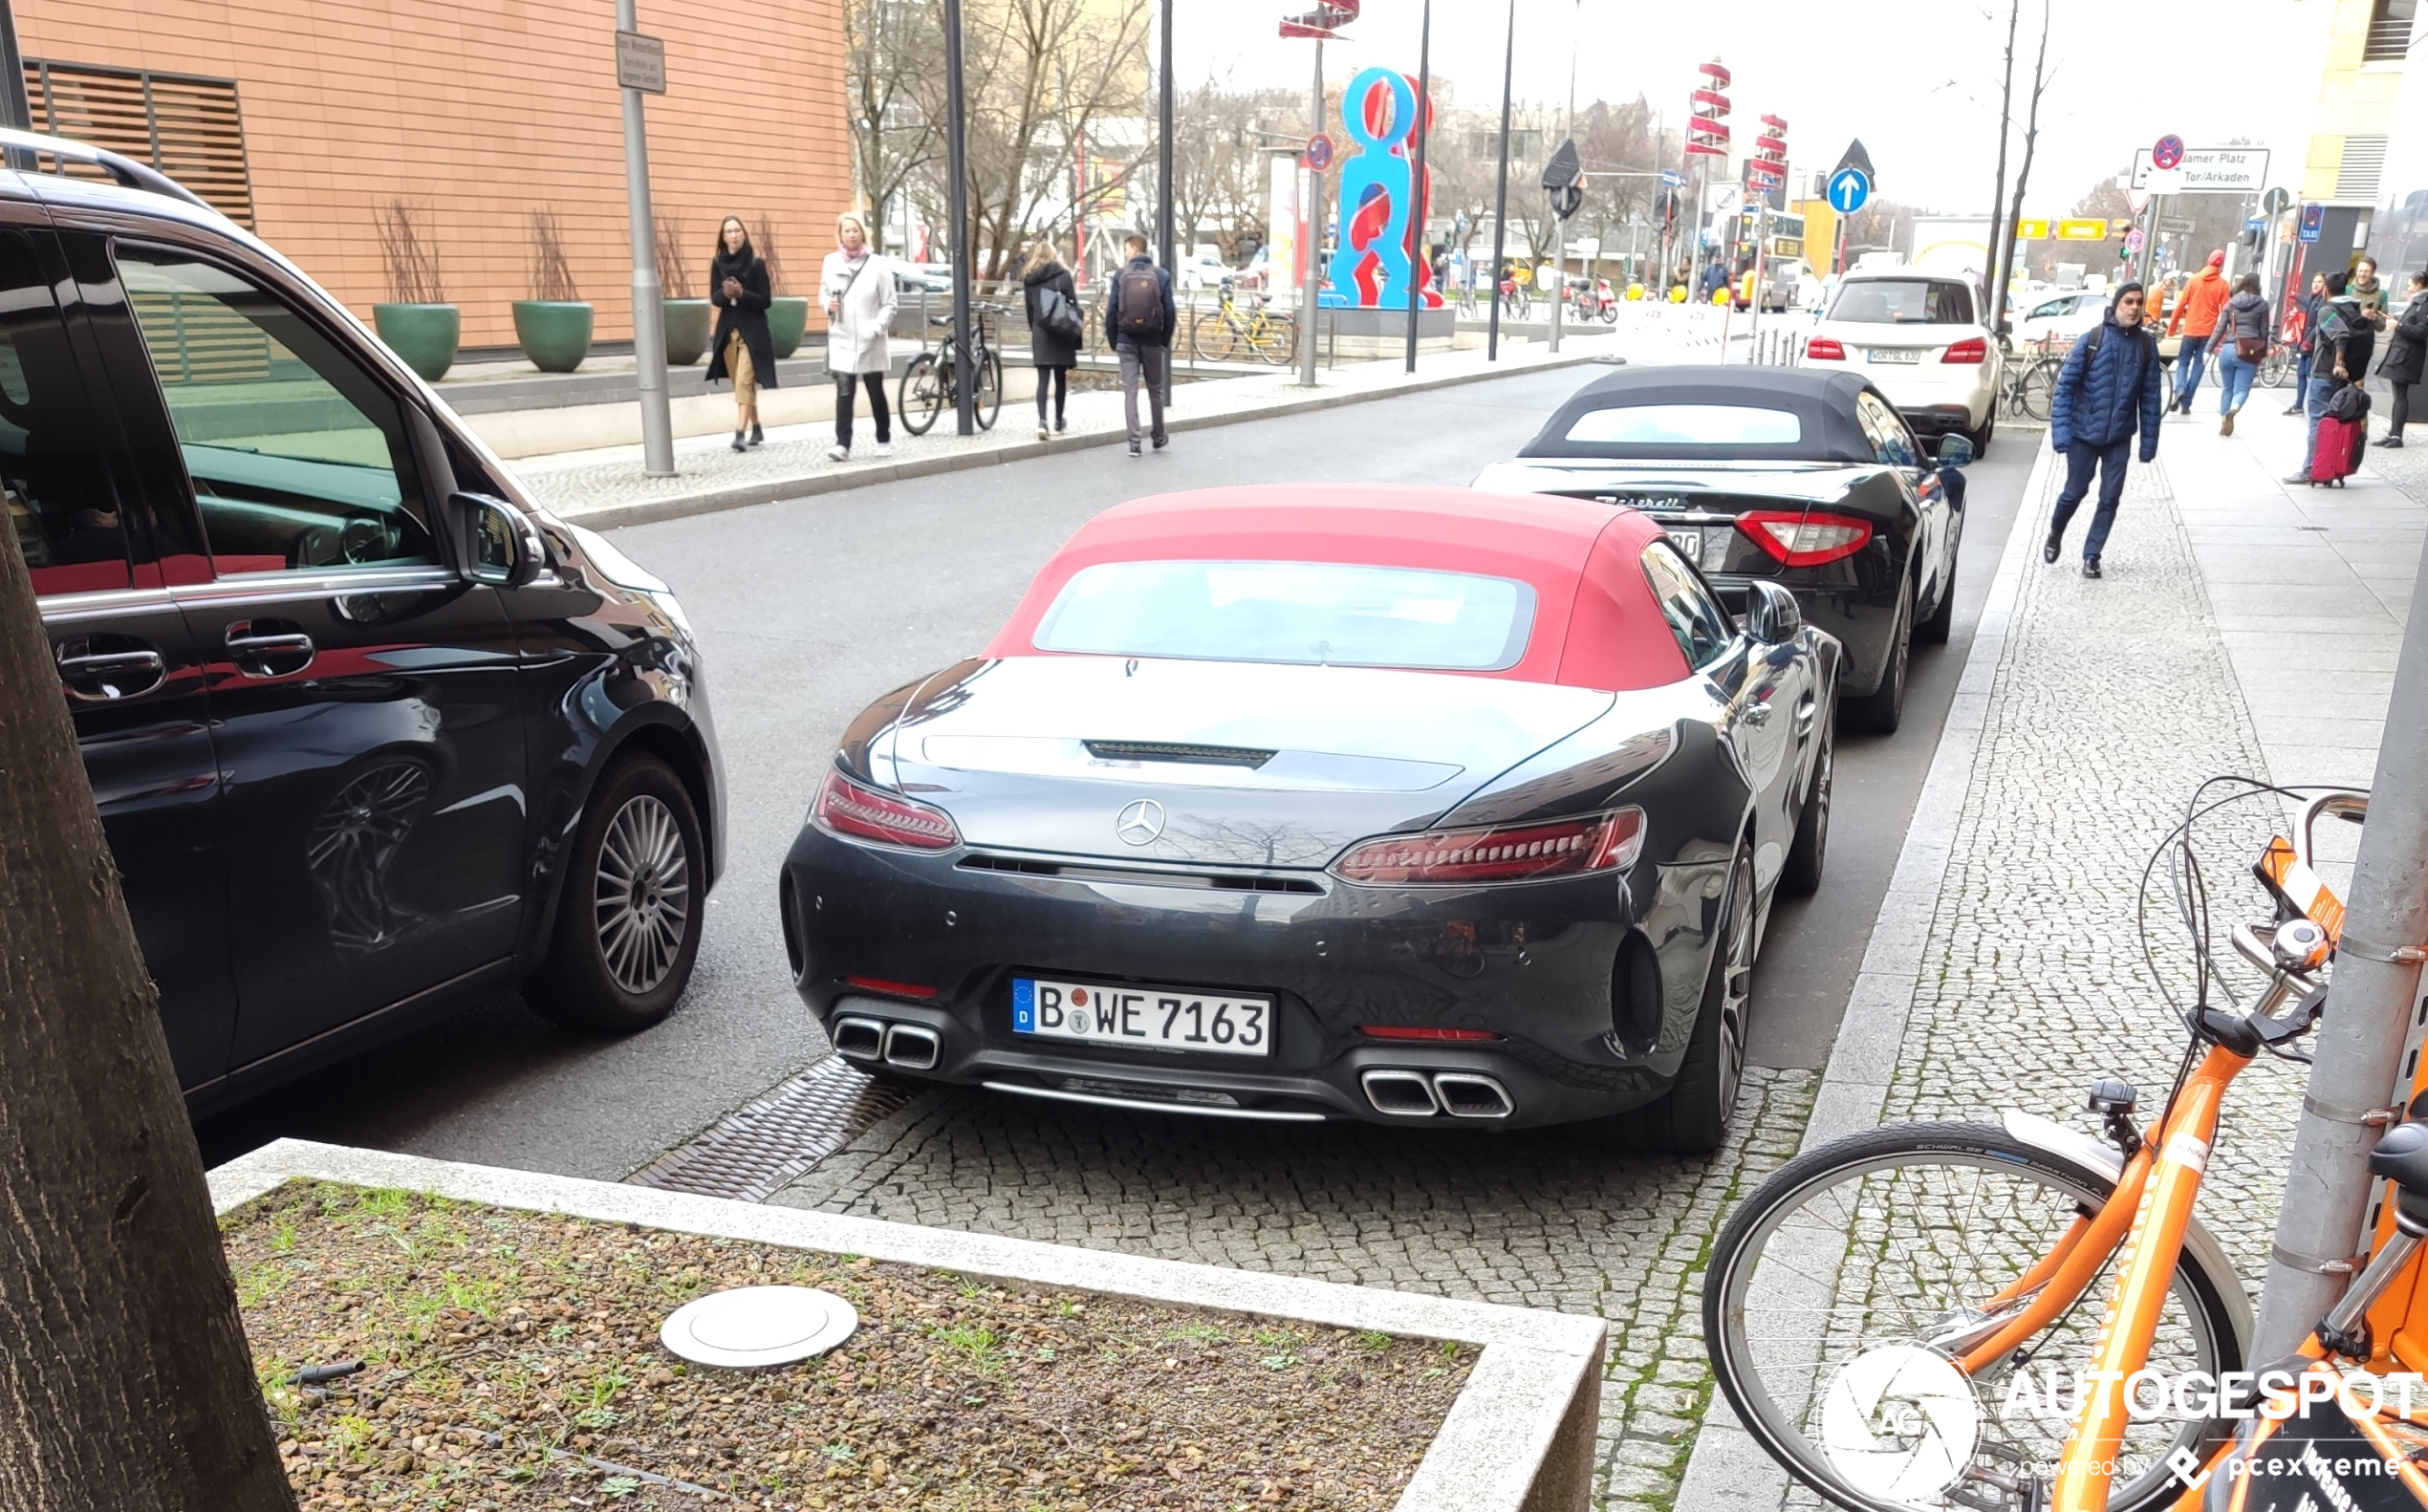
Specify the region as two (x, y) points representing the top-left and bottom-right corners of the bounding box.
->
(1992, 0), (2053, 330)
(527, 209), (578, 302)
(846, 0), (948, 255)
(1168, 79), (1301, 259)
(1984, 0), (2020, 320)
(0, 501), (296, 1507)
(654, 209), (695, 300)
(373, 199), (444, 305)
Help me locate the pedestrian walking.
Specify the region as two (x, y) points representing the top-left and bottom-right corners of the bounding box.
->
(820, 211), (898, 463)
(2287, 270), (2374, 484)
(706, 215), (777, 452)
(2166, 249), (2231, 414)
(2045, 281), (2164, 580)
(2285, 270), (2328, 415)
(2211, 273), (2269, 436)
(1021, 238), (1080, 442)
(2377, 269), (2428, 448)
(1102, 232), (1174, 457)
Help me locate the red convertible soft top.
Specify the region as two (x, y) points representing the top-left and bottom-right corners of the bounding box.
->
(983, 484), (1691, 692)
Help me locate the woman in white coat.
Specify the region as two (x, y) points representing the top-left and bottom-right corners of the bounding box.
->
(820, 212), (899, 461)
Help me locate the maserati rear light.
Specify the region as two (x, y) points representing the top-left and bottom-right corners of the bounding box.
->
(1941, 337), (1987, 363)
(1359, 1025), (1503, 1042)
(1738, 510), (1875, 569)
(813, 767), (962, 851)
(1330, 807), (1643, 886)
(1804, 336), (1846, 361)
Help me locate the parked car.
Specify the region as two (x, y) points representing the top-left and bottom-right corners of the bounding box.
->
(780, 484), (1838, 1152)
(1473, 365), (1970, 736)
(1799, 267), (2003, 454)
(1179, 254), (1241, 291)
(15, 130), (725, 1112)
(2012, 290), (2108, 348)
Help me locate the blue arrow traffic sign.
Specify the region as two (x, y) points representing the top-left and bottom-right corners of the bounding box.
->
(1827, 166), (1870, 215)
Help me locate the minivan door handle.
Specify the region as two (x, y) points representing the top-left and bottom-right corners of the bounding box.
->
(56, 637), (167, 702)
(225, 618), (315, 678)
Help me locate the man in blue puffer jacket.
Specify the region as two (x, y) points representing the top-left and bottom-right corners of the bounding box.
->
(2045, 281), (2166, 579)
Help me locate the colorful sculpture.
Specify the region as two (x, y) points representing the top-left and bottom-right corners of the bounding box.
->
(1319, 66), (1441, 311)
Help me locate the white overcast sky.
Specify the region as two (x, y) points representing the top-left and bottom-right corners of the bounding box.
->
(1171, 0), (2335, 215)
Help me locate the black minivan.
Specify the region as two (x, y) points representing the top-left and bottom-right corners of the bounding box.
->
(12, 133), (725, 1113)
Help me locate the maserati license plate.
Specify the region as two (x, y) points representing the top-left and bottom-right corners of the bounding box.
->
(1664, 528), (1702, 559)
(1012, 976), (1271, 1057)
(1868, 348), (1920, 364)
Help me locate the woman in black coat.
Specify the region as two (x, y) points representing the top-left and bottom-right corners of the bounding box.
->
(2379, 269), (2428, 447)
(1021, 239), (1080, 441)
(707, 215), (777, 451)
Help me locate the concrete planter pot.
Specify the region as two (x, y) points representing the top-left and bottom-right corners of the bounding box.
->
(371, 302), (460, 382)
(768, 295), (810, 359)
(511, 299), (594, 374)
(661, 298), (711, 366)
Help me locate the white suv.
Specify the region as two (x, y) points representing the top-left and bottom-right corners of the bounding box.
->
(1800, 269), (2003, 455)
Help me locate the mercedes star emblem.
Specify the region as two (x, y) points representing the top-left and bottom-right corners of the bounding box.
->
(1115, 798), (1165, 846)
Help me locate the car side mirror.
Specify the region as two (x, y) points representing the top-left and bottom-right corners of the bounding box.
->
(1936, 433), (1975, 468)
(1745, 580), (1803, 644)
(448, 491), (544, 589)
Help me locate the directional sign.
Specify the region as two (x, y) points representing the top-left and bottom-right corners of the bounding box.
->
(1304, 132), (1333, 172)
(2153, 134), (2185, 170)
(1826, 166), (1871, 215)
(2055, 218), (2110, 241)
(2245, 215), (2266, 233)
(2300, 203), (2325, 243)
(2014, 217), (2049, 240)
(1660, 169), (1684, 187)
(2131, 146), (2268, 193)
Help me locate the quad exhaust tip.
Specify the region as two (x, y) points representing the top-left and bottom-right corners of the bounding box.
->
(1360, 1069), (1512, 1119)
(833, 1015), (885, 1061)
(881, 1023), (941, 1070)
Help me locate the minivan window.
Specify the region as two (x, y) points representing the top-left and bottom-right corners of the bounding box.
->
(115, 248), (437, 577)
(0, 229), (132, 595)
(1828, 279), (1975, 325)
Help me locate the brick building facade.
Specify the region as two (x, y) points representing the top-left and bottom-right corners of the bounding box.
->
(16, 0), (851, 350)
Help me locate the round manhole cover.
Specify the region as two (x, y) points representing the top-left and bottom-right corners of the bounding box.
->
(660, 1286), (858, 1369)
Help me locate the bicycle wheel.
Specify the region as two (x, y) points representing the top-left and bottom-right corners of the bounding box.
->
(897, 353), (944, 437)
(2158, 364), (2177, 413)
(1705, 1122), (2244, 1512)
(1253, 315), (1296, 364)
(973, 351), (1001, 431)
(2259, 347), (2292, 389)
(2020, 361), (2058, 422)
(1201, 315), (1242, 363)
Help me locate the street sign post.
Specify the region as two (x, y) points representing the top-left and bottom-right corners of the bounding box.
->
(1304, 132), (1333, 172)
(615, 30), (667, 94)
(1826, 166), (1870, 216)
(615, 14), (673, 476)
(2152, 134), (2184, 170)
(2127, 187), (2151, 214)
(2126, 227), (2146, 253)
(2262, 185), (2291, 217)
(2300, 203), (2325, 242)
(2131, 145), (2268, 193)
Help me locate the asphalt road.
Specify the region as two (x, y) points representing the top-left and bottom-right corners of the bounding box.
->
(196, 370), (2035, 1176)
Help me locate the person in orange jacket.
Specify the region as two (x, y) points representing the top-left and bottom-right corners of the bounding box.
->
(2167, 249), (2233, 414)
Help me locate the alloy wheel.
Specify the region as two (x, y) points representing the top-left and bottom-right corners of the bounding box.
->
(593, 793), (692, 996)
(1717, 854), (1754, 1115)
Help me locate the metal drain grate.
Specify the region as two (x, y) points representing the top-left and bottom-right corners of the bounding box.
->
(626, 1056), (921, 1201)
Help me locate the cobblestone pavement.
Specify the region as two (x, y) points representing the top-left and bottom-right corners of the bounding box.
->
(771, 1068), (1816, 1505)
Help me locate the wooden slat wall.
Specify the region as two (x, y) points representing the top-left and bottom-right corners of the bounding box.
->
(127, 290), (274, 385)
(26, 59), (256, 227)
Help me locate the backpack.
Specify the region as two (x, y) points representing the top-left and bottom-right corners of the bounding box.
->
(1115, 263), (1163, 339)
(1035, 283), (1082, 345)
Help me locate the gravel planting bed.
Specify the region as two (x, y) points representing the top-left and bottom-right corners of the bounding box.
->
(227, 1182), (1471, 1510)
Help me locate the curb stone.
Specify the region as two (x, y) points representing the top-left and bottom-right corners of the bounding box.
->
(209, 1138), (1607, 1512)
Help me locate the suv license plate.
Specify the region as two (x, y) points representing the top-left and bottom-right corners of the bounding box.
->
(1868, 349), (1920, 364)
(1012, 976), (1271, 1057)
(1665, 528), (1702, 559)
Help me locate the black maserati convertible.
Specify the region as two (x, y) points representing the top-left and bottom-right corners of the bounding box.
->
(1475, 366), (1969, 735)
(779, 484), (1838, 1152)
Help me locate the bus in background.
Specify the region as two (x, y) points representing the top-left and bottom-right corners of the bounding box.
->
(1720, 206), (1807, 312)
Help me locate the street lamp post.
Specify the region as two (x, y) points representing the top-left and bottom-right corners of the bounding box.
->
(943, 0), (976, 436)
(1158, 0), (1176, 402)
(1299, 37), (1323, 387)
(616, 0), (676, 478)
(1402, 0), (1432, 375)
(1485, 0), (1515, 361)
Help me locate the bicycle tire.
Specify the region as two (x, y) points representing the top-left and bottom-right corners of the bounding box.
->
(1197, 313), (1239, 363)
(2020, 361), (2058, 422)
(1704, 1121), (2244, 1512)
(974, 350), (1001, 431)
(1253, 316), (1296, 364)
(898, 352), (944, 437)
(2258, 348), (2293, 389)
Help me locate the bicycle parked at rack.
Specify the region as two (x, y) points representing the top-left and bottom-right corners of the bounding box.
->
(1998, 333), (2070, 421)
(1704, 781), (2422, 1512)
(898, 304), (1003, 436)
(1192, 279), (1295, 365)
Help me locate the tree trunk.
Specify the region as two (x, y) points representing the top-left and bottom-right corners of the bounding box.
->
(1994, 1), (2053, 334)
(0, 513), (293, 1506)
(1984, 0), (2019, 324)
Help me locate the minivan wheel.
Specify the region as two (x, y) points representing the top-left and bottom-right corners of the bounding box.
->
(527, 754), (705, 1034)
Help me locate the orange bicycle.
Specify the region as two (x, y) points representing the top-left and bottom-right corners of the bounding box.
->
(1704, 782), (2414, 1512)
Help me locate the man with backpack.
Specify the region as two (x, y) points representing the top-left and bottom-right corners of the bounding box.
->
(2045, 281), (2165, 579)
(1104, 233), (1177, 456)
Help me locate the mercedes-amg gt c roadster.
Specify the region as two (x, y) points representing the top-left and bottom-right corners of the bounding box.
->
(779, 484), (1837, 1151)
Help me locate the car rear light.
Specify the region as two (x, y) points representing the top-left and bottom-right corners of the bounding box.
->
(847, 976), (940, 1000)
(1359, 1025), (1503, 1042)
(813, 767), (962, 851)
(1331, 808), (1643, 886)
(1941, 336), (1987, 363)
(1738, 510), (1875, 569)
(1805, 336), (1845, 360)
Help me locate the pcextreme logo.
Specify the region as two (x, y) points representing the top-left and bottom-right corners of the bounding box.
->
(1820, 1344), (1983, 1501)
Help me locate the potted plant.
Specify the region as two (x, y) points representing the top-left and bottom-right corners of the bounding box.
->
(370, 200), (458, 382)
(511, 208), (593, 373)
(656, 213), (709, 365)
(759, 213), (810, 359)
